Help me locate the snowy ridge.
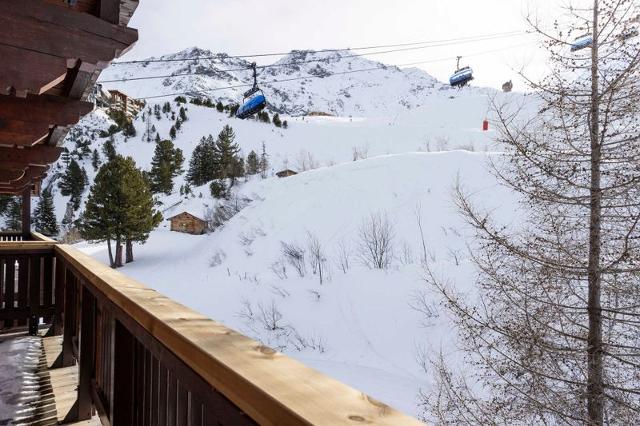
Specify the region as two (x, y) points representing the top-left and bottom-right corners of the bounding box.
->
(100, 46), (494, 117)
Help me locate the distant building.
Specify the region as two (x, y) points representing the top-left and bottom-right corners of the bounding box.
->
(276, 169), (298, 178)
(93, 84), (145, 118)
(168, 212), (207, 235)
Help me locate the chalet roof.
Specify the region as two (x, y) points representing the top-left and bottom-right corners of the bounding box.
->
(167, 211), (207, 222)
(0, 0), (139, 195)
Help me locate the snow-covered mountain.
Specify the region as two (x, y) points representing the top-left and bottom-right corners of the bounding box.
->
(28, 47), (538, 419)
(100, 46), (495, 117)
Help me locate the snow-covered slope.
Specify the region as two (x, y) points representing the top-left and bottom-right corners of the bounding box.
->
(75, 151), (518, 417)
(33, 47), (538, 419)
(100, 47), (500, 117)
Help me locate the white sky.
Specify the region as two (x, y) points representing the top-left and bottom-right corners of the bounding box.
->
(123, 0), (575, 90)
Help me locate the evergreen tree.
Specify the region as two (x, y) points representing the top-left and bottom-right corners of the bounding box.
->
(122, 121), (136, 137)
(282, 120), (288, 129)
(33, 187), (59, 236)
(175, 118), (182, 130)
(186, 135), (216, 186)
(0, 195), (11, 216)
(179, 106), (187, 121)
(212, 125), (244, 185)
(82, 156), (160, 268)
(155, 133), (161, 143)
(5, 197), (21, 231)
(259, 142), (269, 178)
(103, 136), (116, 161)
(169, 125), (177, 140)
(246, 150), (259, 175)
(58, 158), (86, 210)
(272, 113), (282, 128)
(92, 149), (101, 171)
(149, 139), (184, 194)
(229, 104), (239, 117)
(216, 101), (224, 112)
(209, 179), (228, 199)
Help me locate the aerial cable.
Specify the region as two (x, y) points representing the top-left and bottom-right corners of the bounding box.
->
(99, 32), (533, 84)
(136, 41), (536, 100)
(109, 29), (529, 65)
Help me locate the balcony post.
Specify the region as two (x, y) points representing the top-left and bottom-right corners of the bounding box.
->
(21, 187), (31, 239)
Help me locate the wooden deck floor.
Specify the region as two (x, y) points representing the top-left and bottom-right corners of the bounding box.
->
(9, 334), (100, 426)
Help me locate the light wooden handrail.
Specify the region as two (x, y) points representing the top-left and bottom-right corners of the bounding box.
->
(54, 243), (423, 425)
(30, 231), (57, 242)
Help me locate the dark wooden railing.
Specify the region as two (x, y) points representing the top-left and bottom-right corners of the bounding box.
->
(0, 234), (423, 426)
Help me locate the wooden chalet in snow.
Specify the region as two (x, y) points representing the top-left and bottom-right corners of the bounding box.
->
(0, 2), (422, 425)
(168, 211), (207, 235)
(276, 168), (298, 178)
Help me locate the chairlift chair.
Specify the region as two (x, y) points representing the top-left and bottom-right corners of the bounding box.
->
(236, 62), (267, 119)
(570, 34), (593, 51)
(449, 56), (474, 88)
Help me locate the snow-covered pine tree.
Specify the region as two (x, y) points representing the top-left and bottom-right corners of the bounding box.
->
(149, 139), (184, 194)
(4, 197), (21, 231)
(259, 142), (269, 179)
(246, 150), (259, 175)
(212, 125), (243, 185)
(186, 135), (216, 186)
(58, 158), (86, 210)
(82, 156), (160, 268)
(92, 149), (101, 171)
(103, 136), (117, 161)
(424, 1), (640, 424)
(272, 113), (282, 128)
(33, 187), (59, 237)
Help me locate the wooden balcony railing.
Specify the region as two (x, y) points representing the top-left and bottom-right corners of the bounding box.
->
(0, 234), (423, 426)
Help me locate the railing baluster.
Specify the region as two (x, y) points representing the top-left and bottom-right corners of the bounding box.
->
(16, 256), (28, 328)
(4, 257), (15, 329)
(176, 382), (188, 426)
(28, 254), (41, 335)
(42, 254), (53, 324)
(52, 258), (65, 335)
(113, 320), (136, 426)
(62, 265), (76, 367)
(77, 284), (96, 420)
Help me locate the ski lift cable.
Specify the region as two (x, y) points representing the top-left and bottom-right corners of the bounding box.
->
(137, 41), (536, 101)
(98, 32), (534, 84)
(109, 29), (530, 65)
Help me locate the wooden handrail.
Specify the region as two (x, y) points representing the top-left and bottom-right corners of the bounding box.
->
(30, 231), (57, 242)
(54, 243), (422, 425)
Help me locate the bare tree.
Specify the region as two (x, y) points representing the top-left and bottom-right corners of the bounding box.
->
(281, 241), (306, 277)
(424, 2), (640, 424)
(307, 231), (328, 284)
(358, 212), (395, 269)
(335, 239), (352, 273)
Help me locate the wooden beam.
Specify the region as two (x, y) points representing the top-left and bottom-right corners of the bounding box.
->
(0, 94), (93, 125)
(11, 0), (138, 45)
(0, 2), (138, 65)
(0, 45), (68, 96)
(0, 119), (51, 147)
(0, 146), (62, 166)
(0, 167), (47, 192)
(98, 0), (121, 24)
(0, 168), (26, 184)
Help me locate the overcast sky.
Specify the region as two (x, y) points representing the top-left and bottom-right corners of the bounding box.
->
(123, 0), (574, 90)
